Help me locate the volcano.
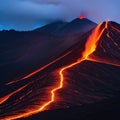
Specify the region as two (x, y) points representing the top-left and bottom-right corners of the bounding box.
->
(56, 18), (97, 35)
(0, 19), (120, 120)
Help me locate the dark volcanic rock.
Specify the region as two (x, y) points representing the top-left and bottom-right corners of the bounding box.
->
(0, 20), (120, 120)
(35, 21), (67, 34)
(56, 18), (97, 35)
(19, 95), (120, 120)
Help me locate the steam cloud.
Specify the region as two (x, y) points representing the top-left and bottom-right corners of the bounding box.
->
(0, 0), (120, 30)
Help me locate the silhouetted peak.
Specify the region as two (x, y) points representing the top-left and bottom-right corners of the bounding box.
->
(71, 18), (96, 25)
(57, 18), (97, 35)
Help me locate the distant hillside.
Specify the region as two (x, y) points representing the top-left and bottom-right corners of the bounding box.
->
(35, 21), (67, 34)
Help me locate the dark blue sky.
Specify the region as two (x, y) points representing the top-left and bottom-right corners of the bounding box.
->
(0, 0), (120, 31)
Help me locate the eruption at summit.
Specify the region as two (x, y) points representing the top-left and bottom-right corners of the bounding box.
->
(79, 15), (85, 19)
(79, 12), (87, 19)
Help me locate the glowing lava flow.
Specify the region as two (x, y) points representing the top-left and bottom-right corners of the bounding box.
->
(38, 22), (107, 112)
(82, 22), (108, 60)
(1, 22), (107, 120)
(6, 51), (72, 85)
(0, 84), (29, 105)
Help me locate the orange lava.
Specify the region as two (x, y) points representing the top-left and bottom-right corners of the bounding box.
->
(6, 51), (72, 85)
(84, 22), (108, 60)
(1, 22), (108, 120)
(40, 21), (107, 113)
(0, 84), (29, 105)
(105, 21), (109, 29)
(87, 21), (120, 66)
(87, 58), (120, 67)
(22, 51), (72, 80)
(111, 25), (120, 33)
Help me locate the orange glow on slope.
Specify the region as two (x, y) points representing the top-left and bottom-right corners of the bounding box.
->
(0, 84), (29, 105)
(111, 25), (120, 33)
(1, 22), (107, 120)
(22, 51), (72, 80)
(82, 23), (104, 60)
(105, 21), (109, 29)
(6, 51), (72, 85)
(87, 21), (120, 66)
(87, 58), (120, 67)
(40, 22), (107, 113)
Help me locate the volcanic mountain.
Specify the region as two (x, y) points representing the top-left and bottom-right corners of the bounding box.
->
(56, 18), (97, 35)
(0, 20), (120, 120)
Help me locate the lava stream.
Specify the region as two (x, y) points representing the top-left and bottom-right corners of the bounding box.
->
(0, 84), (29, 105)
(6, 50), (72, 85)
(1, 22), (108, 120)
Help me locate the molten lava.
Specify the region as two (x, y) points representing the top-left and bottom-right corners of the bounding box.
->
(83, 22), (108, 60)
(6, 51), (72, 85)
(0, 84), (29, 105)
(1, 22), (109, 120)
(87, 21), (120, 66)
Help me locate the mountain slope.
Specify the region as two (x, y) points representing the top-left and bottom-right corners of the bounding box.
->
(19, 95), (120, 120)
(0, 21), (120, 120)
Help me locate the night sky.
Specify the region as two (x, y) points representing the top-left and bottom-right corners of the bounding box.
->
(0, 0), (120, 31)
